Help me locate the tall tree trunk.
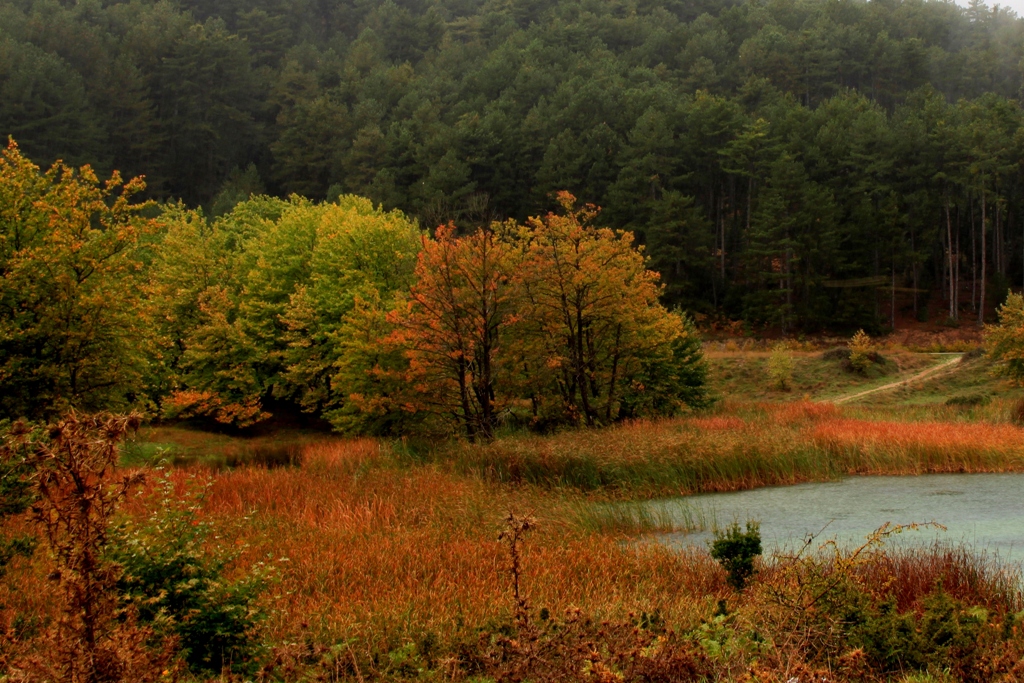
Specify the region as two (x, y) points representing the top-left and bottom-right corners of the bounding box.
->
(604, 325), (622, 421)
(457, 359), (476, 443)
(972, 198), (977, 313)
(911, 223), (918, 316)
(993, 199), (999, 277)
(746, 177), (753, 236)
(955, 204), (961, 317)
(873, 246), (880, 321)
(575, 306), (594, 427)
(980, 185), (987, 325)
(719, 193), (726, 280)
(946, 198), (955, 320)
(784, 242), (792, 334)
(891, 249), (896, 331)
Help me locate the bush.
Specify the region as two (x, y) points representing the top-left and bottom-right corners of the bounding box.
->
(848, 588), (986, 678)
(944, 394), (990, 408)
(1012, 398), (1024, 425)
(109, 475), (269, 675)
(1, 413), (174, 682)
(820, 347), (851, 361)
(709, 522), (762, 590)
(767, 342), (794, 391)
(985, 292), (1024, 382)
(961, 347), (985, 363)
(848, 330), (874, 374)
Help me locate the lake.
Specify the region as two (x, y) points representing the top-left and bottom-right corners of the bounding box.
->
(641, 473), (1024, 561)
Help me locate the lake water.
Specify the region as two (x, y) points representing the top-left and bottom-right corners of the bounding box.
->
(643, 473), (1024, 561)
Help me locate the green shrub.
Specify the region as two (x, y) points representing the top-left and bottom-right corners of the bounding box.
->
(109, 475), (269, 675)
(821, 347), (851, 362)
(0, 423), (37, 576)
(767, 342), (794, 391)
(917, 302), (930, 323)
(960, 347), (985, 362)
(848, 588), (986, 677)
(944, 394), (990, 408)
(709, 521), (761, 590)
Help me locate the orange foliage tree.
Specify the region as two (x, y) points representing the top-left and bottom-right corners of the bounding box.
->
(383, 195), (709, 438)
(515, 192), (693, 426)
(388, 223), (518, 440)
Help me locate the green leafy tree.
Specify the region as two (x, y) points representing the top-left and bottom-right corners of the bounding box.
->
(153, 195), (421, 427)
(279, 196), (421, 416)
(0, 140), (155, 420)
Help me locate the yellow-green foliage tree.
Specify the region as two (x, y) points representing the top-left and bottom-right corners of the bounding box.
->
(848, 329), (874, 374)
(768, 341), (794, 390)
(985, 291), (1024, 381)
(280, 196), (422, 416)
(0, 140), (155, 420)
(150, 194), (421, 427)
(146, 198), (284, 427)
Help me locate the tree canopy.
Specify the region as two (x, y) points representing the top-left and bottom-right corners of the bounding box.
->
(3, 0), (1024, 332)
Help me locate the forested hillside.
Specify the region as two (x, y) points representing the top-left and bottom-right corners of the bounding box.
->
(3, 0), (1024, 328)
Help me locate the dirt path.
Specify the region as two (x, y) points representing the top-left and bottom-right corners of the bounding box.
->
(830, 354), (964, 405)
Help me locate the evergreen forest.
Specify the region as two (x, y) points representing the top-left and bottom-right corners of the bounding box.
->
(4, 0), (1024, 330)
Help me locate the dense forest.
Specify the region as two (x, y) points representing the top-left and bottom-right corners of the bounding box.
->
(3, 0), (1024, 331)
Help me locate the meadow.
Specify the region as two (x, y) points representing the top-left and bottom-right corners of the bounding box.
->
(5, 349), (1024, 682)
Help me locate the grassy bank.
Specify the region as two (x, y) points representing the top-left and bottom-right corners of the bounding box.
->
(442, 402), (1024, 496)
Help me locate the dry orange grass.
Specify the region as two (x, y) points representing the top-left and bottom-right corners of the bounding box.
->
(687, 415), (746, 431)
(2, 438), (727, 663)
(762, 400), (841, 424)
(851, 544), (1023, 613)
(813, 418), (1024, 472)
(190, 439), (727, 651)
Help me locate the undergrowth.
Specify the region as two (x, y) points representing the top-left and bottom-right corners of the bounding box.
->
(5, 405), (1024, 681)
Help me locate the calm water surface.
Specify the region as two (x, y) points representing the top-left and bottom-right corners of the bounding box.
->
(645, 474), (1024, 561)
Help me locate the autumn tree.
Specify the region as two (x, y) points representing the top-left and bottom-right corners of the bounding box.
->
(0, 139), (154, 420)
(389, 223), (517, 440)
(515, 192), (707, 426)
